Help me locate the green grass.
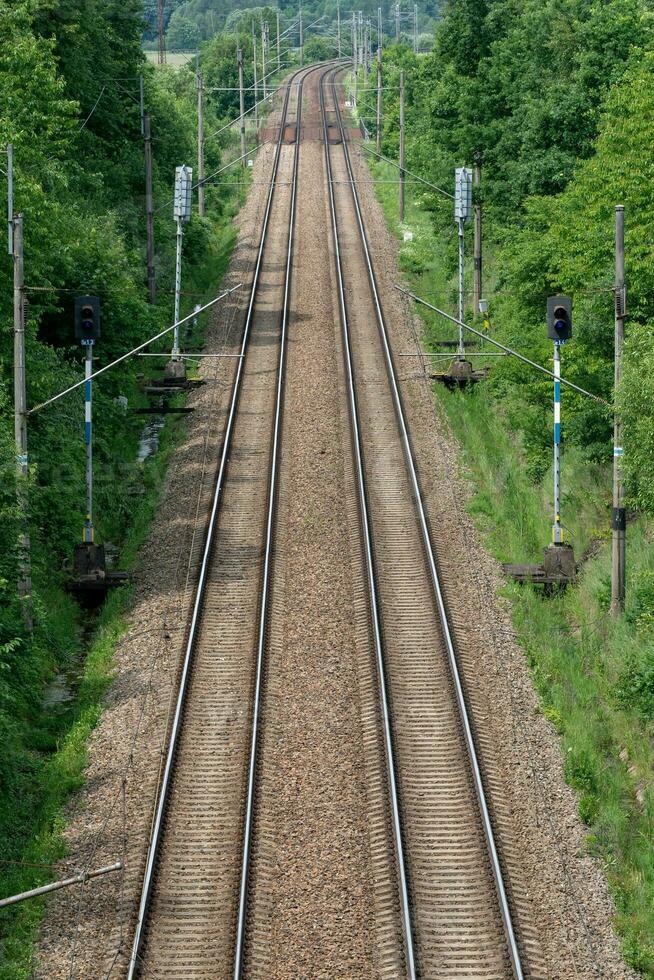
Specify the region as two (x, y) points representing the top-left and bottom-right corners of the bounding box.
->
(369, 159), (654, 974)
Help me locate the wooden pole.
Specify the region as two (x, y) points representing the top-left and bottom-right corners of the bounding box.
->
(252, 28), (259, 131)
(197, 72), (205, 218)
(238, 48), (247, 167)
(277, 10), (281, 70)
(611, 205), (626, 616)
(157, 0), (166, 65)
(261, 19), (267, 99)
(144, 114), (156, 302)
(376, 48), (382, 153)
(13, 214), (32, 627)
(399, 69), (405, 222)
(337, 0), (341, 57)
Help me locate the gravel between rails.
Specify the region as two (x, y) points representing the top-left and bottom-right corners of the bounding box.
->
(242, 72), (380, 978)
(32, 124), (282, 979)
(342, 88), (635, 979)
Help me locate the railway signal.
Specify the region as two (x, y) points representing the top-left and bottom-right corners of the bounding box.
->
(74, 296), (101, 545)
(167, 165), (193, 382)
(70, 296), (128, 601)
(454, 166), (472, 357)
(542, 294), (576, 582)
(547, 294), (572, 342)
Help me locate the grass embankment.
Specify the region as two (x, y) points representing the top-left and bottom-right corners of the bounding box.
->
(0, 195), (242, 979)
(369, 155), (654, 973)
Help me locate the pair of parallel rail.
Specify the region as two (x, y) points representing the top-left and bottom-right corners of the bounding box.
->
(127, 61), (525, 979)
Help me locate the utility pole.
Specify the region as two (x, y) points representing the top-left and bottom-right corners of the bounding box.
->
(611, 204), (626, 615)
(352, 11), (357, 101)
(413, 4), (418, 52)
(395, 3), (400, 43)
(473, 159), (482, 315)
(277, 10), (281, 71)
(139, 75), (145, 136)
(6, 142), (13, 256)
(337, 0), (341, 57)
(378, 6), (383, 53)
(196, 71), (205, 218)
(143, 114), (156, 302)
(13, 214), (32, 626)
(238, 48), (247, 166)
(261, 19), (267, 99)
(252, 27), (259, 132)
(399, 69), (405, 222)
(157, 0), (166, 65)
(376, 47), (382, 152)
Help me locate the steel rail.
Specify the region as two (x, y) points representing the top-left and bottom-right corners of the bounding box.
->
(320, 67), (417, 980)
(328, 67), (525, 980)
(231, 60), (326, 980)
(126, 64), (312, 979)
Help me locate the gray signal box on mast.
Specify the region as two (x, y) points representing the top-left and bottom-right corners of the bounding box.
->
(174, 165), (193, 223)
(168, 165), (193, 381)
(454, 167), (472, 358)
(454, 166), (472, 222)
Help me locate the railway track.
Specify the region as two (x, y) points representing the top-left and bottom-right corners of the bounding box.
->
(126, 61), (538, 979)
(320, 66), (529, 978)
(127, 62), (319, 978)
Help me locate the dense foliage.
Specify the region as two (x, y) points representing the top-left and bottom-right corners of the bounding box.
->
(151, 0), (440, 51)
(371, 0), (654, 502)
(0, 3), (268, 963)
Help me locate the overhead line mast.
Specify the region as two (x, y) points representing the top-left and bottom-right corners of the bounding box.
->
(157, 0), (166, 65)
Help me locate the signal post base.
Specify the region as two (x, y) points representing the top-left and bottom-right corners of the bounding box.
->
(432, 358), (486, 389)
(503, 543), (576, 594)
(67, 543), (129, 607)
(164, 359), (187, 383)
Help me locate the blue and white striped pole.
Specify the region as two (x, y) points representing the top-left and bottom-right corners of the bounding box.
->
(84, 342), (94, 543)
(552, 340), (562, 544)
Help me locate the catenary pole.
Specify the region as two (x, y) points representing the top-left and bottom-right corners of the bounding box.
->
(399, 69), (405, 222)
(352, 12), (358, 104)
(13, 214), (32, 625)
(376, 47), (382, 152)
(157, 0), (166, 64)
(473, 159), (482, 314)
(143, 115), (156, 302)
(261, 19), (267, 99)
(611, 204), (626, 615)
(237, 48), (247, 166)
(196, 71), (205, 217)
(277, 10), (281, 70)
(337, 0), (341, 57)
(299, 3), (303, 65)
(6, 143), (13, 256)
(395, 3), (400, 42)
(252, 28), (259, 131)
